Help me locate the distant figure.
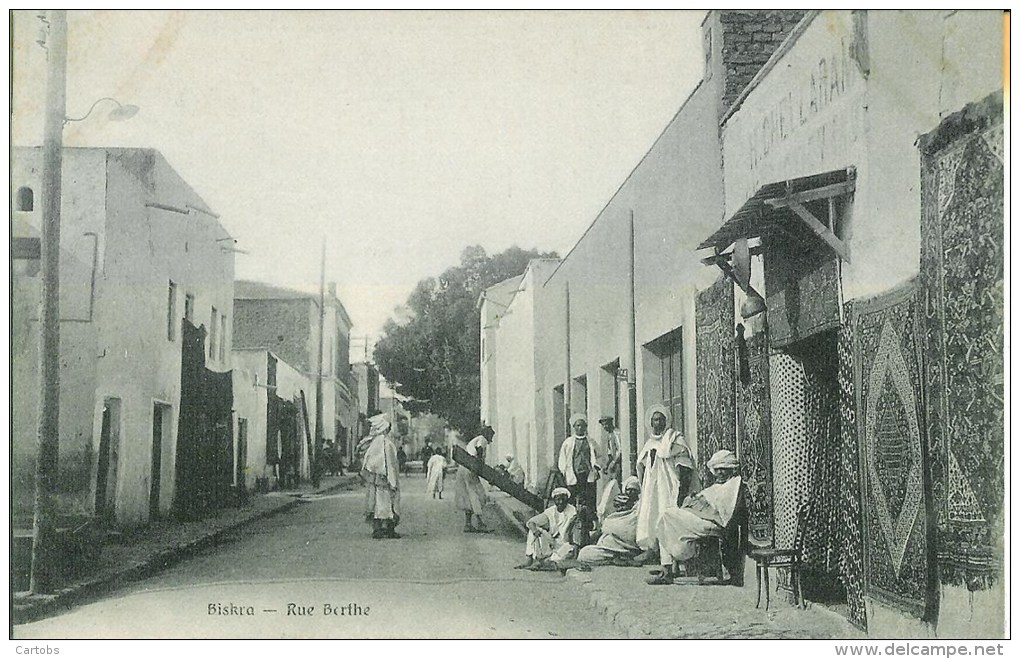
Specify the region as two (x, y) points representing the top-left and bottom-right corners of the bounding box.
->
(455, 425), (495, 533)
(426, 451), (448, 499)
(515, 488), (579, 571)
(361, 414), (401, 539)
(420, 442), (434, 462)
(502, 454), (525, 485)
(397, 445), (408, 475)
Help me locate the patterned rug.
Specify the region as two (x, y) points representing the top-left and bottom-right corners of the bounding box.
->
(763, 235), (841, 348)
(695, 276), (736, 473)
(851, 281), (933, 619)
(919, 92), (1004, 589)
(737, 331), (773, 545)
(838, 311), (868, 631)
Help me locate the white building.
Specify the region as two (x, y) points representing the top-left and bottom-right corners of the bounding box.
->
(12, 147), (235, 526)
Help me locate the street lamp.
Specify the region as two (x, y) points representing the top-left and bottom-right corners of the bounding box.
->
(64, 97), (139, 125)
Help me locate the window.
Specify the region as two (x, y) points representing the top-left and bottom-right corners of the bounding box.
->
(167, 281), (177, 341)
(16, 187), (34, 212)
(219, 313), (227, 362)
(209, 307), (219, 359)
(184, 294), (195, 322)
(646, 328), (685, 432)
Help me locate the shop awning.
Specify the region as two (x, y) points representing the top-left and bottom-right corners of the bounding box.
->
(698, 168), (856, 257)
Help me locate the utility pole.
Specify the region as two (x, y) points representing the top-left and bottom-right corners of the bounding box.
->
(313, 240), (326, 487)
(31, 9), (67, 595)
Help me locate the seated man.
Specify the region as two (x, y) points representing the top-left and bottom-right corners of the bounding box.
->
(647, 450), (744, 585)
(577, 476), (643, 567)
(515, 488), (578, 571)
(504, 454), (526, 485)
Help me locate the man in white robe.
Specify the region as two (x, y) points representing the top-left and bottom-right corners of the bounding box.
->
(455, 425), (494, 532)
(634, 404), (695, 561)
(425, 450), (447, 498)
(360, 414), (401, 539)
(647, 450), (744, 585)
(515, 488), (578, 570)
(577, 476), (643, 567)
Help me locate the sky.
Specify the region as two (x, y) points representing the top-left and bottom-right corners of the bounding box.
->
(11, 10), (706, 355)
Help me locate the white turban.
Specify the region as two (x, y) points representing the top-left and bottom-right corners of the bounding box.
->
(369, 413), (391, 436)
(707, 449), (739, 472)
(622, 476), (641, 493)
(646, 403), (671, 430)
(569, 412), (588, 428)
(551, 487), (571, 499)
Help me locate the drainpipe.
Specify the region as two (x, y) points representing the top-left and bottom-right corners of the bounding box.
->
(563, 282), (571, 438)
(625, 211), (638, 477)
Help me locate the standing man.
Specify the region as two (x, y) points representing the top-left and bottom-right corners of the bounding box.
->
(361, 414), (401, 539)
(558, 413), (601, 514)
(455, 425), (495, 533)
(598, 415), (622, 484)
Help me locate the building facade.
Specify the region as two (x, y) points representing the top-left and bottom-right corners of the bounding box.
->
(482, 10), (1003, 638)
(233, 279), (358, 472)
(12, 147), (235, 526)
(231, 348), (313, 492)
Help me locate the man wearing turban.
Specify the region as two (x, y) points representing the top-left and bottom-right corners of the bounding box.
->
(557, 412), (603, 514)
(515, 487), (578, 570)
(647, 449), (746, 585)
(576, 476), (644, 567)
(455, 425), (495, 533)
(634, 404), (695, 560)
(360, 413), (402, 539)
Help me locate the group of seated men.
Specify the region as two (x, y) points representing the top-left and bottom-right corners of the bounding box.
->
(514, 449), (745, 586)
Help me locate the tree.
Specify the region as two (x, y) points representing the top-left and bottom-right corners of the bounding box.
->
(374, 245), (557, 436)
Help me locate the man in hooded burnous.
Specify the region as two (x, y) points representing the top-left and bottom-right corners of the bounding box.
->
(361, 413), (402, 539)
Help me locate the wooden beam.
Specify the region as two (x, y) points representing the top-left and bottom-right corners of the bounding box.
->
(782, 200), (850, 261)
(765, 181), (855, 207)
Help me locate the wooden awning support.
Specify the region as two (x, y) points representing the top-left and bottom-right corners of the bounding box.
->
(700, 247), (765, 299)
(764, 180), (853, 262)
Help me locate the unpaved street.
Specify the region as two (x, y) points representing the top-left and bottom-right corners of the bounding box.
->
(14, 475), (615, 639)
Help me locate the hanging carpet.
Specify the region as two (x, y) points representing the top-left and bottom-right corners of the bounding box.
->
(695, 276), (736, 474)
(838, 312), (868, 631)
(737, 331), (774, 546)
(919, 91), (1004, 589)
(851, 281), (933, 620)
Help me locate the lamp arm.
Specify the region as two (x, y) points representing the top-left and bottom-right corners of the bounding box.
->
(64, 97), (122, 124)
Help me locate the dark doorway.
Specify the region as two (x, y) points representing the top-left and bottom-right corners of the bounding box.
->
(150, 403), (171, 521)
(95, 399), (121, 521)
(236, 418), (249, 493)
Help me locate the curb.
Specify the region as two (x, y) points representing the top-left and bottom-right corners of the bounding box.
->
(12, 476), (358, 626)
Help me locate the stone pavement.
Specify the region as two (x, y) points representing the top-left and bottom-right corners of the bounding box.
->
(12, 474), (359, 625)
(491, 491), (866, 640)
